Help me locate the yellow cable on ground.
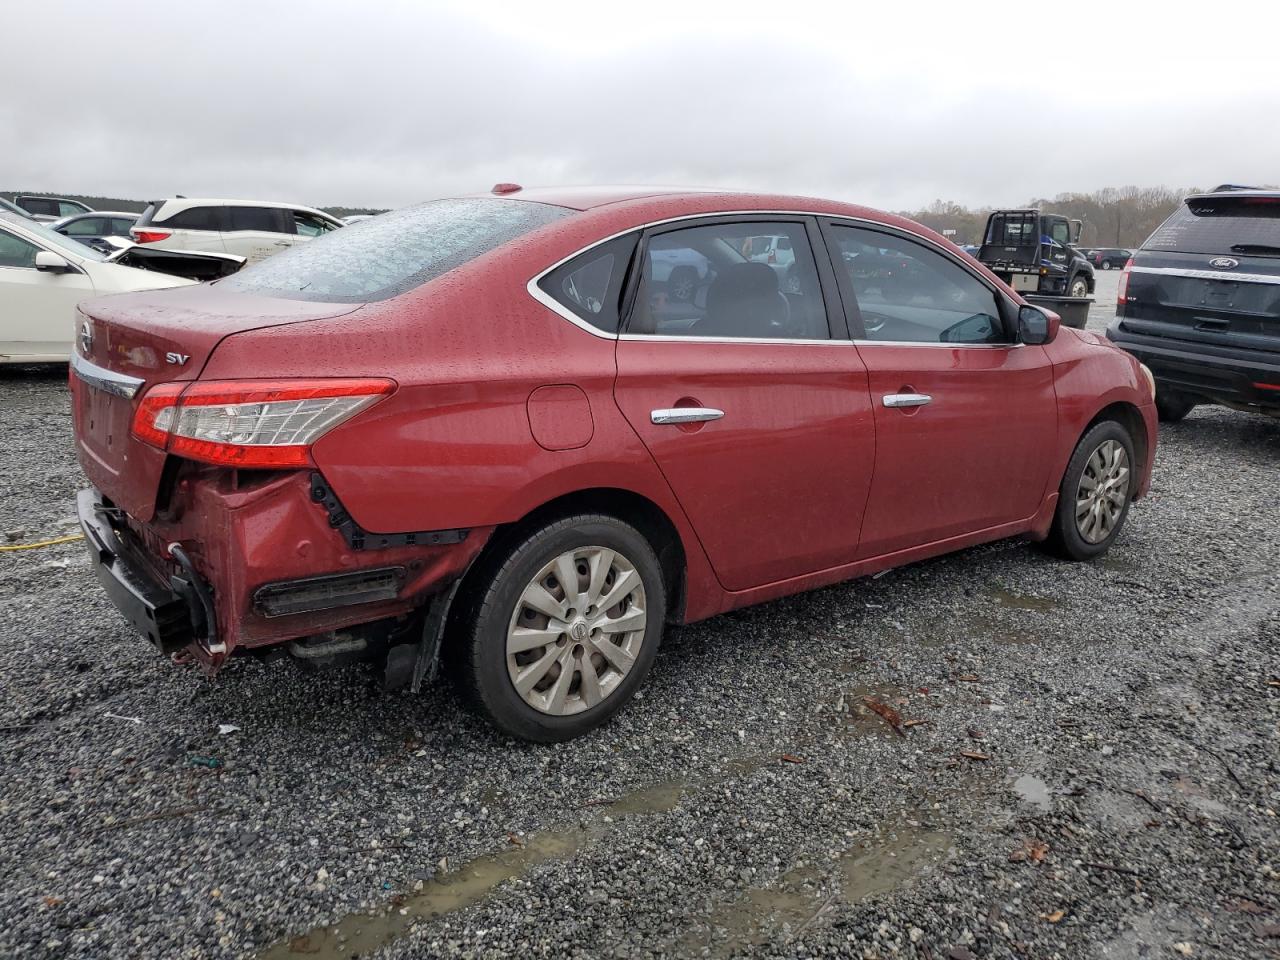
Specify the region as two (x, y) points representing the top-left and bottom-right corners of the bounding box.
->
(0, 533), (85, 553)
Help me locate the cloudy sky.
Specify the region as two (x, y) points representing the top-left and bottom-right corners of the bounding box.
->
(5, 1), (1279, 211)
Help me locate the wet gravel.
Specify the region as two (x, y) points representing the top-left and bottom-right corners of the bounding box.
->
(2, 287), (1278, 960)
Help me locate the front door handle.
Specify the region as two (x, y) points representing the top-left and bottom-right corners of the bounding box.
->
(883, 393), (932, 408)
(651, 407), (724, 425)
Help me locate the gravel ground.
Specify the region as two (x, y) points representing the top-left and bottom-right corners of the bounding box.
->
(2, 279), (1278, 959)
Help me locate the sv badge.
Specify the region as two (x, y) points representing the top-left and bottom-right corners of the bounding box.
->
(165, 352), (190, 365)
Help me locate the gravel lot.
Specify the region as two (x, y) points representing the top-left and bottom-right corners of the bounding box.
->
(2, 273), (1278, 959)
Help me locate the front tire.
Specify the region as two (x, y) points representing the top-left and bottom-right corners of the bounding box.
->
(1069, 275), (1090, 298)
(456, 514), (666, 742)
(1155, 389), (1196, 423)
(1043, 420), (1136, 561)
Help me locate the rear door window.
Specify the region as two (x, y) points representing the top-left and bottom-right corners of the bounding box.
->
(221, 198), (572, 303)
(628, 220), (829, 340)
(537, 233), (639, 333)
(64, 217), (105, 236)
(109, 218), (136, 235)
(228, 206), (287, 233)
(58, 201), (87, 218)
(163, 205), (224, 231)
(19, 198), (58, 217)
(1144, 196), (1280, 256)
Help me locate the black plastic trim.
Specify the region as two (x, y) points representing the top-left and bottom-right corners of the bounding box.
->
(308, 473), (469, 550)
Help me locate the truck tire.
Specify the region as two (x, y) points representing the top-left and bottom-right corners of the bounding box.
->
(1069, 275), (1089, 298)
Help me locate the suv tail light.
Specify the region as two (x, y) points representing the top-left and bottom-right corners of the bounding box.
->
(130, 378), (396, 468)
(131, 229), (172, 244)
(1116, 257), (1134, 312)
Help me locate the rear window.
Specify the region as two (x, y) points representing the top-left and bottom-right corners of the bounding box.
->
(984, 213), (1038, 246)
(1144, 196), (1280, 256)
(220, 198), (573, 302)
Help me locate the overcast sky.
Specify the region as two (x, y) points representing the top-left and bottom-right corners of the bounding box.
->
(5, 1), (1279, 211)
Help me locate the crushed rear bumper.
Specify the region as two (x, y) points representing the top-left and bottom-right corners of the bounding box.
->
(77, 488), (212, 655)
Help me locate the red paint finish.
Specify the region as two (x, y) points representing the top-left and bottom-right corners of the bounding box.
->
(527, 385), (593, 450)
(854, 343), (1058, 557)
(69, 187), (1157, 664)
(613, 338), (875, 591)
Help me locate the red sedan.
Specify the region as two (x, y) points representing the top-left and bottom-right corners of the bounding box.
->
(70, 186), (1157, 741)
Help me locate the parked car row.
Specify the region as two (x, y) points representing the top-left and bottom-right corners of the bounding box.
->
(67, 185), (1157, 742)
(130, 198), (345, 263)
(1085, 247), (1133, 269)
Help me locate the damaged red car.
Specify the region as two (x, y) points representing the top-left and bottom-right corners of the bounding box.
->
(72, 186), (1157, 741)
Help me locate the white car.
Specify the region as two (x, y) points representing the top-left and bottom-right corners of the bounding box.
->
(131, 198), (344, 264)
(0, 213), (197, 363)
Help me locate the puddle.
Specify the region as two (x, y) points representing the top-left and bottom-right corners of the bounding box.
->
(686, 824), (954, 957)
(987, 585), (1057, 612)
(1013, 774), (1051, 812)
(258, 781), (686, 959)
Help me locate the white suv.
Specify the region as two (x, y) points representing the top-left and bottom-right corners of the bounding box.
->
(131, 198), (344, 264)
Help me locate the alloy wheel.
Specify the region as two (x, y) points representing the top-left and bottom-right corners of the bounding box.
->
(1074, 439), (1129, 544)
(506, 546), (647, 716)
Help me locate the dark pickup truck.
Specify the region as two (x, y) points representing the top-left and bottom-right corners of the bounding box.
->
(1107, 186), (1280, 421)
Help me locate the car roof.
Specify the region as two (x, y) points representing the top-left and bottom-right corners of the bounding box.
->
(473, 185), (740, 211)
(51, 211), (137, 227)
(153, 198), (337, 217)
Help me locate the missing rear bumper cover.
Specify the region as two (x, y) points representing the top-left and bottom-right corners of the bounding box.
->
(308, 472), (469, 550)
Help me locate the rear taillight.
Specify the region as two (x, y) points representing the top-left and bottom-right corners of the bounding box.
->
(1116, 258), (1133, 311)
(130, 378), (396, 468)
(131, 229), (171, 244)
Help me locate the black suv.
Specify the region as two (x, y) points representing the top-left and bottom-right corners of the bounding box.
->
(1107, 186), (1280, 422)
(1087, 247), (1132, 270)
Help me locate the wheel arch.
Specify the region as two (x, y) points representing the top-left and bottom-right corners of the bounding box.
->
(450, 487), (689, 631)
(1083, 400), (1149, 495)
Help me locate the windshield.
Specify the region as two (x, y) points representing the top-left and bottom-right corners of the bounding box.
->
(220, 198), (573, 302)
(0, 210), (107, 262)
(1144, 196), (1280, 257)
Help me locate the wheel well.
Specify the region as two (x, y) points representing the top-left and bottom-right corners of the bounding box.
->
(455, 488), (688, 625)
(1086, 401), (1148, 489)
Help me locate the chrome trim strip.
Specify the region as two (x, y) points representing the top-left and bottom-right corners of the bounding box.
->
(853, 340), (1024, 349)
(525, 208), (1000, 340)
(620, 333), (850, 346)
(70, 352), (144, 399)
(651, 407), (724, 425)
(1129, 265), (1280, 286)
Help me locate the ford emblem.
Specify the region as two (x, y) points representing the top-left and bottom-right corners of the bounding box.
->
(1208, 257), (1239, 269)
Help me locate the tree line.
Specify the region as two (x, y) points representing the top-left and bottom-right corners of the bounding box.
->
(900, 186), (1202, 248)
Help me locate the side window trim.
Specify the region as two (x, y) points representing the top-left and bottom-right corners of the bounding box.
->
(619, 214), (847, 342)
(819, 217), (1018, 346)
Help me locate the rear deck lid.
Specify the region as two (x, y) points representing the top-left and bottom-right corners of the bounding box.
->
(1123, 193), (1280, 348)
(73, 285), (361, 521)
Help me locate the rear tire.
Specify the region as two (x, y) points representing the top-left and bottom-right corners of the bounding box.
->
(454, 514), (666, 743)
(1101, 259), (1112, 270)
(1043, 420), (1136, 561)
(1155, 389), (1195, 423)
(668, 266), (697, 302)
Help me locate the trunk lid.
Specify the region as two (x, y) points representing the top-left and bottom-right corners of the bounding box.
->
(72, 286), (362, 521)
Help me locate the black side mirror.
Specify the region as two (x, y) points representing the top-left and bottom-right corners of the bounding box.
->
(1018, 304), (1059, 345)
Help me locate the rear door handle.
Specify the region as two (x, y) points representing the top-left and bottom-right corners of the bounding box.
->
(883, 393), (932, 408)
(651, 407), (724, 425)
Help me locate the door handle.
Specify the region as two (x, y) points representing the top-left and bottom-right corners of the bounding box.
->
(883, 393), (932, 408)
(651, 407), (724, 425)
(273, 240), (291, 246)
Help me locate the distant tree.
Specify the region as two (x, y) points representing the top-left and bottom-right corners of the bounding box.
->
(899, 185), (1197, 248)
